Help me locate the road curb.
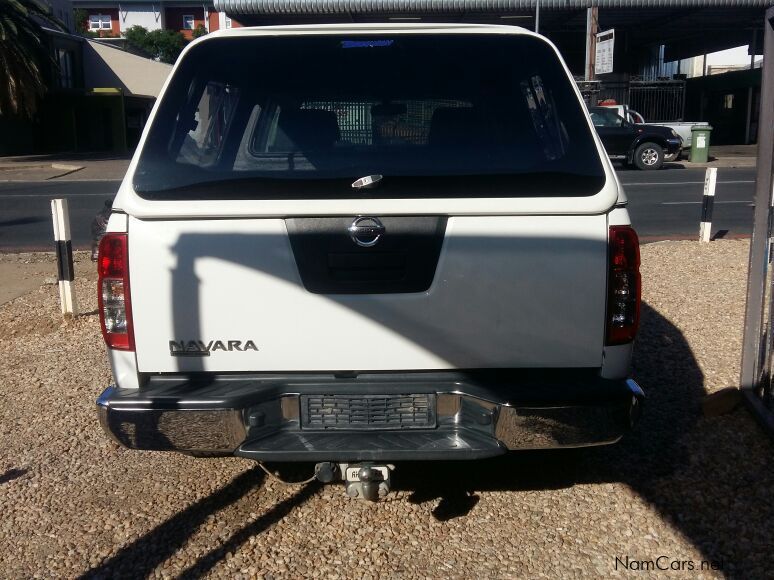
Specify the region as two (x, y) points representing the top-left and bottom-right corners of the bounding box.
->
(48, 164), (85, 179)
(0, 163), (50, 171)
(678, 157), (757, 169)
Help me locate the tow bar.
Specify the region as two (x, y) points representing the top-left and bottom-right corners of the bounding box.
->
(314, 462), (394, 501)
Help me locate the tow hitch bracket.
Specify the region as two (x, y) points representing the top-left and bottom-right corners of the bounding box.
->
(315, 462), (394, 501)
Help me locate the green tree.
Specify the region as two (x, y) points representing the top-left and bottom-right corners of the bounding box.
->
(124, 24), (149, 49)
(192, 24), (207, 39)
(73, 9), (98, 37)
(124, 25), (185, 64)
(146, 29), (185, 63)
(0, 0), (64, 117)
(73, 8), (88, 33)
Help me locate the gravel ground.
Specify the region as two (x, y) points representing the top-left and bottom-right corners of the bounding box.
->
(1, 240), (772, 579)
(0, 252), (95, 306)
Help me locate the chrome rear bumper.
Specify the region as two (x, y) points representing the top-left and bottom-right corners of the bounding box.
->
(97, 372), (643, 461)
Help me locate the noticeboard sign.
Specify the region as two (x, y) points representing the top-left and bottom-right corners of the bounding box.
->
(595, 29), (615, 75)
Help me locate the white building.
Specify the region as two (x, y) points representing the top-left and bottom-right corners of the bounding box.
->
(71, 0), (241, 39)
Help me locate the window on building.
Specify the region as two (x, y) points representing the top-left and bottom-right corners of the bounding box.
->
(723, 94), (734, 109)
(89, 14), (111, 30)
(57, 49), (74, 89)
(183, 15), (195, 30)
(225, 16), (232, 29)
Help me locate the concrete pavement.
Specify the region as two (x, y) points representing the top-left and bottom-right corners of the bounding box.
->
(0, 153), (131, 182)
(679, 144), (757, 169)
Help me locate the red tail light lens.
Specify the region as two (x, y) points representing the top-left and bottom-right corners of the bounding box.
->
(98, 233), (134, 351)
(606, 226), (641, 345)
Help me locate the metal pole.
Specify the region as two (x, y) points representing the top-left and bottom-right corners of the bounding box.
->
(584, 7), (598, 81)
(535, 0), (540, 34)
(699, 167), (718, 243)
(583, 8), (591, 81)
(745, 29), (758, 144)
(740, 7), (774, 391)
(51, 198), (78, 317)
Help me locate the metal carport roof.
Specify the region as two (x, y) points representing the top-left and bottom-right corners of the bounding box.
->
(215, 0), (774, 13)
(213, 0), (773, 64)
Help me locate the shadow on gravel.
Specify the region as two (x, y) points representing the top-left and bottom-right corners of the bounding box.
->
(102, 223), (773, 578)
(397, 302), (774, 577)
(80, 468), (268, 579)
(407, 487), (481, 522)
(0, 468), (27, 485)
(177, 481), (320, 579)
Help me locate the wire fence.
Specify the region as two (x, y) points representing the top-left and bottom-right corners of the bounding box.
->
(302, 99), (470, 145)
(576, 79), (686, 122)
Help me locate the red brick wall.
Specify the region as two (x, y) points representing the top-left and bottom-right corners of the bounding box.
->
(82, 8), (120, 38)
(208, 11), (219, 32)
(164, 7), (204, 39)
(208, 12), (243, 31)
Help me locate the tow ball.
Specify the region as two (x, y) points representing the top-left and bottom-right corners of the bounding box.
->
(314, 462), (394, 501)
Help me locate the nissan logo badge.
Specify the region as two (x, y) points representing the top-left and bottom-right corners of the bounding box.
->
(348, 216), (385, 248)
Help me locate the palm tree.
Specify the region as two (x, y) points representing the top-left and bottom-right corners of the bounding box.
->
(0, 0), (64, 118)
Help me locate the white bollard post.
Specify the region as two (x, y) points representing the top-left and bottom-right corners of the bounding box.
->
(51, 198), (78, 317)
(699, 167), (718, 243)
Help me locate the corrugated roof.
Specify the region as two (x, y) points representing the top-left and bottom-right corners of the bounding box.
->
(214, 0), (774, 15)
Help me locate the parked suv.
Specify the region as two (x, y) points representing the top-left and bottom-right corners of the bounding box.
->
(589, 106), (682, 169)
(96, 24), (643, 500)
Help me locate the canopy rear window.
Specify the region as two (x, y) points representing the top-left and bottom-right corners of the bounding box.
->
(134, 34), (605, 199)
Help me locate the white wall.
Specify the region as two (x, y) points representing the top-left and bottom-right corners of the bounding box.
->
(84, 39), (172, 97)
(118, 4), (163, 33)
(680, 46), (762, 78)
(708, 45), (756, 66)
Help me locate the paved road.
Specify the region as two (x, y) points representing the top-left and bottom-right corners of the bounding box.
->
(619, 166), (756, 240)
(0, 167), (757, 251)
(0, 180), (119, 252)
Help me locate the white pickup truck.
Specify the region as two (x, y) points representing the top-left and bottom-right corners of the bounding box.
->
(96, 23), (643, 500)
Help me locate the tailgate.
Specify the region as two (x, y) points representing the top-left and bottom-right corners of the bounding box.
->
(129, 214), (608, 372)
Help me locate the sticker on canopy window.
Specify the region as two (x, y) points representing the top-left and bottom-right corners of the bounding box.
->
(521, 75), (567, 161)
(341, 39), (394, 49)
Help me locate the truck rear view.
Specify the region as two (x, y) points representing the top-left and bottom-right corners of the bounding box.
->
(97, 24), (643, 500)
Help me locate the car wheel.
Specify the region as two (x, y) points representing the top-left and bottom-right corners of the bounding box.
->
(634, 142), (664, 170)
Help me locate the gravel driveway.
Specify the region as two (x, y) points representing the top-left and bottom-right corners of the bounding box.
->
(1, 241), (772, 579)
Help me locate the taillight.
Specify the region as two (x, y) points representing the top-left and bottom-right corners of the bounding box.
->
(606, 225), (641, 345)
(98, 233), (134, 350)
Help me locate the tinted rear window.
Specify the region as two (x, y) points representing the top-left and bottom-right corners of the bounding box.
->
(134, 34), (605, 199)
